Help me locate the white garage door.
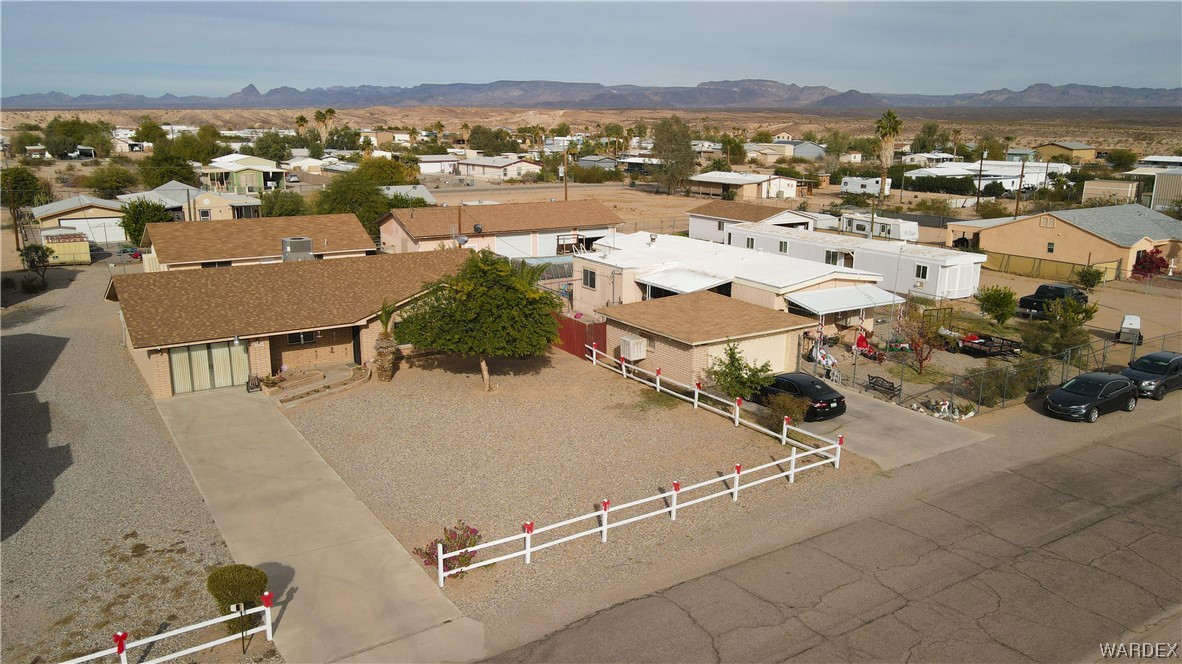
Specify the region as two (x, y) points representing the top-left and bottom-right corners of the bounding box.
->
(59, 217), (127, 244)
(495, 233), (533, 258)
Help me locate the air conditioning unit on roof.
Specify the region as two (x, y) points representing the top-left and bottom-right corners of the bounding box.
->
(619, 334), (647, 362)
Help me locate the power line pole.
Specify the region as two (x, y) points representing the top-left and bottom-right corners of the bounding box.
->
(563, 148), (569, 202)
(975, 152), (986, 208)
(1014, 158), (1026, 217)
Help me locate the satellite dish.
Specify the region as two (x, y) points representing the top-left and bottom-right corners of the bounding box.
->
(456, 235), (469, 246)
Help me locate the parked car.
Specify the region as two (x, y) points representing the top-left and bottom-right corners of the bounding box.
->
(1120, 351), (1182, 401)
(286, 174), (300, 183)
(1042, 372), (1137, 423)
(753, 372), (846, 422)
(1018, 283), (1089, 318)
(116, 246), (141, 261)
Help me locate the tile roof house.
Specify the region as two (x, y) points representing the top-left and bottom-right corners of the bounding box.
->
(596, 291), (814, 385)
(945, 204), (1181, 280)
(139, 213), (375, 272)
(377, 199), (622, 257)
(106, 250), (470, 398)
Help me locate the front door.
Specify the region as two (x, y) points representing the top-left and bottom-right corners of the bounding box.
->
(352, 327), (362, 365)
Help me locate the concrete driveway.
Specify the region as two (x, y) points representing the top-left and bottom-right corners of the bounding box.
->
(156, 389), (483, 663)
(796, 388), (992, 471)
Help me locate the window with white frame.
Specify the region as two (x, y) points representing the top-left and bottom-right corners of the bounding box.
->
(582, 268), (597, 289)
(1047, 242), (1055, 254)
(287, 331), (315, 345)
(915, 264), (929, 280)
(745, 237), (755, 249)
(1040, 217), (1055, 228)
(198, 209), (211, 221)
(779, 241), (788, 253)
(825, 250), (840, 265)
(717, 220), (725, 231)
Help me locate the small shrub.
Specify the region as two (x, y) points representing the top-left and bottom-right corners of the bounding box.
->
(1, 276), (15, 289)
(206, 564), (268, 634)
(413, 521), (482, 578)
(763, 393), (810, 426)
(1018, 320), (1054, 355)
(1075, 266), (1104, 291)
(975, 285), (1017, 325)
(975, 200), (1010, 219)
(19, 275), (46, 294)
(913, 198), (954, 216)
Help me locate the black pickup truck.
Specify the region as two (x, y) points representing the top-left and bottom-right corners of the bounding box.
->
(1017, 283), (1088, 318)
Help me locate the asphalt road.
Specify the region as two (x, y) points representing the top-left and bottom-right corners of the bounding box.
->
(489, 408), (1181, 663)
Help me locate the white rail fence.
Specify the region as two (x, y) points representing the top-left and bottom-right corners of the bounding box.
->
(59, 593), (274, 664)
(433, 347), (845, 587)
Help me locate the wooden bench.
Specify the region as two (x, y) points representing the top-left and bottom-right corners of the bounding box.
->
(868, 375), (902, 399)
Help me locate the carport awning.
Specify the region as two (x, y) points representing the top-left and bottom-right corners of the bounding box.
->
(785, 285), (903, 315)
(636, 268), (729, 294)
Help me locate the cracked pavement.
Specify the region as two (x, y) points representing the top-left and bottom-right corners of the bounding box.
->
(488, 416), (1181, 663)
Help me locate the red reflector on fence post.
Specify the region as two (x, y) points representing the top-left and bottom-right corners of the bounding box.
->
(261, 591), (273, 608)
(523, 521), (534, 564)
(733, 397), (742, 426)
(113, 632), (128, 655)
(671, 481), (680, 520)
(838, 434), (844, 445)
(836, 435), (844, 470)
(601, 500), (610, 543)
(694, 382), (701, 409)
(732, 463), (741, 501)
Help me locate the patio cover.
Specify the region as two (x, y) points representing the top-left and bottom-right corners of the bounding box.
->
(785, 285), (903, 315)
(636, 268), (730, 294)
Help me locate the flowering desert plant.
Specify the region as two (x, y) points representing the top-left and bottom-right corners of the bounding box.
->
(413, 520), (482, 577)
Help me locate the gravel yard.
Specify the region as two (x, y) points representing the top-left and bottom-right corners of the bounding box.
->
(286, 350), (877, 652)
(1, 263), (276, 664)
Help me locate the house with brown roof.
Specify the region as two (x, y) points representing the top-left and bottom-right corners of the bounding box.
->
(596, 291), (814, 386)
(106, 250), (469, 398)
(377, 199), (622, 257)
(687, 200), (827, 244)
(140, 214), (376, 272)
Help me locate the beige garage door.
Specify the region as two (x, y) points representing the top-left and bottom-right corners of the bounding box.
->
(170, 342), (250, 394)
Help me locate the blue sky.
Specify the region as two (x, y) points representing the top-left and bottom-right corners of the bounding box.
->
(2, 2), (1180, 97)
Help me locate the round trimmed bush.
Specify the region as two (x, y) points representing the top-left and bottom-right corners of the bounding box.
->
(206, 564), (268, 634)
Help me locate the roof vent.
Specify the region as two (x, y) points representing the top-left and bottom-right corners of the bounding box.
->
(473, 223), (484, 234)
(282, 236), (315, 262)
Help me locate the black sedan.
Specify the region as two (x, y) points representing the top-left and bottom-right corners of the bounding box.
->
(1042, 372), (1138, 423)
(1120, 351), (1182, 401)
(755, 372), (846, 421)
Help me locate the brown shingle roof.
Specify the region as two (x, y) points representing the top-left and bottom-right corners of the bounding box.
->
(688, 200), (792, 223)
(596, 291), (814, 346)
(382, 200), (621, 240)
(141, 214), (374, 265)
(109, 250), (469, 348)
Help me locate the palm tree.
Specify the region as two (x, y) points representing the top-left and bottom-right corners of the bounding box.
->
(373, 299), (398, 382)
(313, 110), (327, 142)
(324, 108), (337, 134)
(460, 123), (470, 144)
(951, 128), (962, 160)
(432, 121), (445, 143)
(408, 127), (419, 147)
(294, 114), (308, 135)
(874, 109), (903, 200)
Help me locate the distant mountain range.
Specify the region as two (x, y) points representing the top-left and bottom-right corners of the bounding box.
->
(3, 79), (1179, 110)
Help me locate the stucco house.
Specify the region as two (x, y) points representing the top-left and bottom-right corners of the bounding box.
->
(377, 199), (621, 257)
(139, 213), (376, 272)
(457, 156), (542, 181)
(689, 172), (797, 200)
(201, 154), (288, 194)
(1034, 141), (1097, 163)
(945, 204), (1181, 281)
(31, 194), (127, 244)
(687, 200), (822, 244)
(597, 291), (815, 386)
(119, 181), (261, 222)
(106, 250), (469, 398)
(417, 154), (460, 175)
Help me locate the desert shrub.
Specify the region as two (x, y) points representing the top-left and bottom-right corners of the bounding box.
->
(109, 154), (133, 166)
(413, 521), (482, 578)
(913, 198), (954, 216)
(1018, 320), (1054, 355)
(1075, 266), (1104, 291)
(975, 200), (1010, 219)
(763, 392), (810, 426)
(1, 276), (15, 289)
(19, 275), (46, 293)
(721, 190), (736, 201)
(975, 285), (1017, 325)
(206, 564), (268, 634)
(81, 159), (102, 167)
(961, 360), (1044, 407)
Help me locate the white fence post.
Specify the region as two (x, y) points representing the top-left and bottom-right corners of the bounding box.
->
(437, 542), (445, 588)
(733, 397), (742, 426)
(523, 522), (534, 564)
(619, 356), (627, 378)
(781, 416), (790, 445)
(261, 592), (274, 641)
(655, 367), (661, 392)
(671, 481), (680, 521)
(836, 435), (844, 469)
(591, 342), (598, 366)
(114, 632), (129, 664)
(789, 447), (797, 483)
(694, 382), (701, 409)
(601, 499), (610, 542)
(732, 464), (741, 501)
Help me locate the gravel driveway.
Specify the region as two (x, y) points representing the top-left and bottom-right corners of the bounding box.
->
(286, 350), (877, 651)
(1, 264), (253, 663)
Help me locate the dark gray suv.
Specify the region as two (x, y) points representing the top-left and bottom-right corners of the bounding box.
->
(1121, 351), (1182, 401)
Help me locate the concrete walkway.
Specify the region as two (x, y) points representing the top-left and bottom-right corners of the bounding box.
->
(157, 389), (483, 663)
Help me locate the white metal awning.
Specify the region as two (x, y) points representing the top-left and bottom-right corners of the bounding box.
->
(636, 268), (729, 294)
(785, 285), (903, 315)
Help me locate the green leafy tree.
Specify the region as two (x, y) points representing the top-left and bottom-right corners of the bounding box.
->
(1044, 297), (1098, 352)
(752, 130), (774, 143)
(702, 343), (774, 400)
(704, 157), (731, 173)
(874, 110), (903, 200)
(911, 122), (950, 153)
(133, 117), (168, 144)
(981, 181), (1007, 198)
(720, 134), (747, 165)
(822, 128), (852, 156)
(85, 165), (138, 199)
(20, 244), (55, 285)
(314, 170), (391, 234)
(1105, 149), (1137, 171)
(395, 250), (562, 391)
(325, 126), (360, 150)
(10, 131), (42, 156)
(119, 199), (173, 245)
(651, 115), (694, 194)
(138, 142), (199, 189)
(975, 285), (1018, 325)
(355, 156), (415, 186)
(631, 122), (648, 139)
(246, 131), (292, 163)
(467, 126), (520, 155)
(1075, 266), (1105, 291)
(43, 116), (114, 158)
(2, 166), (46, 248)
(552, 122), (571, 137)
(260, 190), (309, 217)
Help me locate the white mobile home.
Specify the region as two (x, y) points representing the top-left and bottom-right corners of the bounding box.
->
(816, 213), (920, 242)
(841, 177), (891, 195)
(726, 224), (985, 299)
(687, 200), (823, 244)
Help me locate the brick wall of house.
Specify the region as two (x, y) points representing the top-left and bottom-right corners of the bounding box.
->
(358, 319), (383, 364)
(270, 328), (353, 370)
(146, 349), (172, 399)
(249, 338), (272, 377)
(605, 322), (701, 386)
